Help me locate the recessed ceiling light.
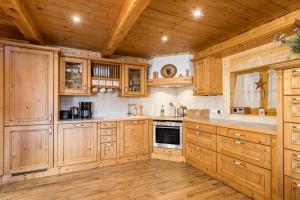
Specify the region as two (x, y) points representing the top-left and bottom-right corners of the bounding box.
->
(193, 9), (203, 18)
(161, 35), (168, 42)
(72, 15), (81, 23)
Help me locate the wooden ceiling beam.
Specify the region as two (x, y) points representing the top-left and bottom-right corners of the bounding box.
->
(102, 0), (151, 57)
(193, 9), (300, 60)
(0, 0), (44, 43)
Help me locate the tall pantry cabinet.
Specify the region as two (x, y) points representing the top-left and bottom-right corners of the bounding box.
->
(1, 43), (59, 175)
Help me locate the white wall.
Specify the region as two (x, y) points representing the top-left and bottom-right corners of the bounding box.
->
(148, 54), (193, 79)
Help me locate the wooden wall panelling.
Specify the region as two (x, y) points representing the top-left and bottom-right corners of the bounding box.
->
(4, 46), (54, 126)
(102, 0), (152, 57)
(0, 0), (44, 43)
(0, 45), (3, 176)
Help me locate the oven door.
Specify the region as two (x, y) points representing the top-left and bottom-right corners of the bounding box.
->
(154, 125), (182, 149)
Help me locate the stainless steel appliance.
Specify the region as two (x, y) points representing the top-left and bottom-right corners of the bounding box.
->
(153, 120), (182, 149)
(69, 107), (79, 119)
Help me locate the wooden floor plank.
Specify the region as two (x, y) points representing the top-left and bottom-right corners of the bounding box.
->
(0, 160), (250, 200)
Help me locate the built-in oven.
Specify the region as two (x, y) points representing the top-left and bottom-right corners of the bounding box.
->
(153, 120), (182, 149)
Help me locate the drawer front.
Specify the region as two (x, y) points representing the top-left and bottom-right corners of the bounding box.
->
(100, 121), (117, 129)
(185, 122), (216, 134)
(284, 123), (300, 151)
(285, 176), (300, 200)
(284, 96), (300, 123)
(217, 154), (271, 199)
(284, 68), (300, 95)
(186, 128), (216, 151)
(101, 142), (117, 160)
(100, 128), (117, 136)
(153, 148), (182, 156)
(217, 136), (271, 169)
(217, 127), (271, 145)
(185, 142), (216, 175)
(101, 135), (117, 143)
(284, 149), (300, 179)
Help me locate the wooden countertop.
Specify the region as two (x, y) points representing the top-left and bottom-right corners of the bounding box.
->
(184, 117), (277, 136)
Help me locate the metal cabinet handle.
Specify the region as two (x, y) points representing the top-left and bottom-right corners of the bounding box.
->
(49, 114), (53, 124)
(105, 143), (113, 146)
(292, 98), (300, 101)
(74, 124), (84, 127)
(233, 160), (246, 167)
(295, 183), (300, 188)
(234, 133), (244, 137)
(293, 154), (300, 159)
(49, 127), (53, 135)
(234, 140), (244, 145)
(196, 131), (200, 135)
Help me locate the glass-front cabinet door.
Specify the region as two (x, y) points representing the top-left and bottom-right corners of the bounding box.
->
(60, 57), (90, 95)
(122, 64), (147, 97)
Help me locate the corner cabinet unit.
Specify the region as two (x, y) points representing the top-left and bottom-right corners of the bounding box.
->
(4, 125), (53, 175)
(4, 46), (54, 126)
(193, 56), (222, 96)
(119, 120), (149, 157)
(120, 64), (147, 97)
(59, 57), (91, 96)
(57, 123), (97, 166)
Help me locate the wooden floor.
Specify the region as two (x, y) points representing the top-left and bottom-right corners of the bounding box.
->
(0, 160), (250, 200)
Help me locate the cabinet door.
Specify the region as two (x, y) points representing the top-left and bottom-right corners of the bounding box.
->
(284, 68), (300, 95)
(193, 59), (207, 95)
(57, 123), (97, 166)
(217, 154), (271, 199)
(119, 120), (149, 157)
(59, 57), (90, 95)
(285, 176), (300, 200)
(122, 64), (146, 97)
(4, 125), (53, 175)
(101, 142), (117, 160)
(4, 46), (54, 126)
(284, 123), (300, 151)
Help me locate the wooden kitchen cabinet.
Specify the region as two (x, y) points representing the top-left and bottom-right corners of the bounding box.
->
(4, 125), (53, 175)
(119, 120), (149, 157)
(193, 56), (222, 96)
(4, 46), (54, 126)
(120, 64), (147, 97)
(285, 176), (300, 200)
(57, 123), (97, 166)
(59, 56), (90, 95)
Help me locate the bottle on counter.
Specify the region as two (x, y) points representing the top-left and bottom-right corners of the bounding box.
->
(160, 105), (165, 117)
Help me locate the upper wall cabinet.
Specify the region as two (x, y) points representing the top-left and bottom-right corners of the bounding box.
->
(59, 57), (90, 96)
(4, 46), (54, 126)
(193, 56), (223, 96)
(120, 64), (147, 97)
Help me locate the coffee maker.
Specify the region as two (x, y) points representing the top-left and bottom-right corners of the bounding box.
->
(79, 102), (92, 119)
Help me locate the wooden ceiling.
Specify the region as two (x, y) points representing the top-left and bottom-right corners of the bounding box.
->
(1, 0), (300, 58)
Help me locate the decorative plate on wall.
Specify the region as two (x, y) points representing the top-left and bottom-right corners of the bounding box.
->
(161, 64), (177, 78)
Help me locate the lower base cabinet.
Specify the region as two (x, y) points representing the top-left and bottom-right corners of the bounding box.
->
(285, 176), (300, 200)
(217, 154), (271, 199)
(4, 125), (53, 175)
(185, 142), (216, 176)
(101, 142), (117, 160)
(119, 120), (149, 157)
(57, 123), (97, 166)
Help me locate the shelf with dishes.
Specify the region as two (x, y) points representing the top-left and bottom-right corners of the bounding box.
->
(91, 61), (121, 93)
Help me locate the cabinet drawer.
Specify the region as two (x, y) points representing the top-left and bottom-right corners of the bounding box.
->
(185, 122), (216, 134)
(100, 121), (117, 129)
(285, 176), (300, 200)
(217, 136), (271, 169)
(284, 96), (300, 123)
(153, 148), (182, 156)
(217, 127), (271, 145)
(284, 149), (300, 179)
(100, 128), (117, 136)
(217, 154), (271, 199)
(101, 142), (117, 160)
(101, 135), (117, 143)
(186, 128), (216, 151)
(284, 68), (300, 95)
(284, 123), (300, 151)
(185, 142), (216, 175)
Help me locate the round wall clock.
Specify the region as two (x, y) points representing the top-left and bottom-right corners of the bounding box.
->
(161, 64), (177, 78)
